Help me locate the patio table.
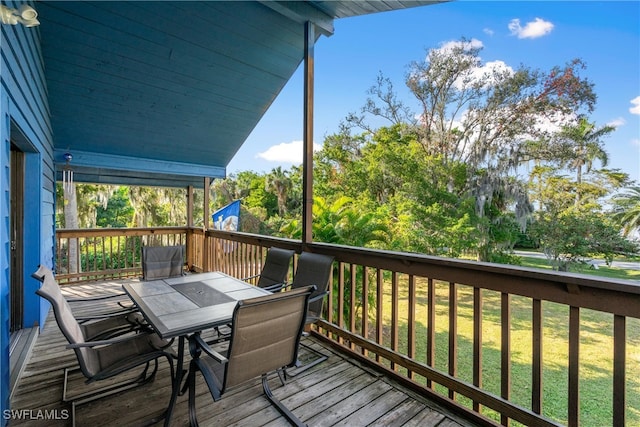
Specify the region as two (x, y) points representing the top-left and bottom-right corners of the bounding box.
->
(123, 271), (271, 426)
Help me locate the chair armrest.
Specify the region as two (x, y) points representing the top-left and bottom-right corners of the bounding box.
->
(75, 306), (138, 322)
(308, 291), (329, 304)
(241, 273), (260, 282)
(192, 333), (228, 364)
(66, 333), (146, 349)
(262, 282), (287, 293)
(66, 292), (128, 303)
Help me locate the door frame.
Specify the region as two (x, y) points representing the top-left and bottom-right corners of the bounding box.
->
(9, 145), (24, 333)
(7, 120), (41, 330)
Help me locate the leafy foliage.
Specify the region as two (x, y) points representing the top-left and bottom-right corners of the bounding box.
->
(57, 38), (638, 272)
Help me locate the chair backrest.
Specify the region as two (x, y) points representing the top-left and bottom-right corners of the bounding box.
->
(223, 285), (314, 390)
(32, 265), (100, 377)
(256, 247), (295, 289)
(142, 245), (184, 280)
(291, 252), (334, 320)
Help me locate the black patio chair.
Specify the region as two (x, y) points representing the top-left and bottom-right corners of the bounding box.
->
(212, 247), (295, 340)
(187, 286), (315, 427)
(243, 247), (295, 292)
(141, 245), (185, 280)
(32, 266), (145, 339)
(32, 265), (176, 427)
(284, 251), (334, 376)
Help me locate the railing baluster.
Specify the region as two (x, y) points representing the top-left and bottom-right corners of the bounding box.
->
(117, 235), (122, 273)
(326, 253), (334, 325)
(613, 314), (626, 426)
(82, 237), (88, 275)
(350, 263), (357, 343)
(408, 274), (416, 380)
(391, 271), (399, 371)
(532, 298), (543, 415)
(449, 281), (458, 400)
(338, 262), (345, 345)
(427, 277), (435, 389)
(473, 287), (483, 412)
(376, 268), (383, 363)
(100, 236), (106, 273)
(362, 266), (369, 357)
(568, 306), (580, 427)
(501, 292), (511, 426)
(92, 237), (97, 272)
(108, 235), (114, 273)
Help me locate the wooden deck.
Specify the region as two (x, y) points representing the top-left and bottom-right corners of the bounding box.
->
(9, 279), (476, 427)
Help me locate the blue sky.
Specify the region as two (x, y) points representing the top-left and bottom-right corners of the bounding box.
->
(227, 1), (640, 183)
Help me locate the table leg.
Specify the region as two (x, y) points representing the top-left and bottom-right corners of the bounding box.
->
(164, 335), (185, 427)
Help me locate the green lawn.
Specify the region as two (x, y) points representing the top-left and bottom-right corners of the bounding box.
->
(519, 255), (640, 282)
(367, 262), (640, 426)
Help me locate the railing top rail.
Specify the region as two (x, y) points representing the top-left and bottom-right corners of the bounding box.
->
(303, 242), (640, 317)
(306, 241), (640, 292)
(56, 226), (188, 237)
(54, 227), (640, 316)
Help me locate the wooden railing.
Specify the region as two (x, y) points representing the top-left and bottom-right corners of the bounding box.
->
(55, 227), (188, 282)
(54, 227), (640, 426)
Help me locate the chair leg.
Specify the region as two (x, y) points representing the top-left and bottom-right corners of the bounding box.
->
(284, 341), (329, 377)
(261, 374), (306, 427)
(63, 356), (172, 427)
(63, 360), (157, 406)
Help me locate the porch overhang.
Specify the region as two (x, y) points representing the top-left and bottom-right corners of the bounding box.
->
(39, 1), (442, 188)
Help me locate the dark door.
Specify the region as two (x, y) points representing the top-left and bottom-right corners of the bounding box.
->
(10, 145), (25, 332)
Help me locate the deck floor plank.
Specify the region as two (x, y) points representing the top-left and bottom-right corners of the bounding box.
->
(10, 279), (477, 427)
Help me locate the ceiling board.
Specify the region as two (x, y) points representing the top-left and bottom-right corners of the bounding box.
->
(38, 1), (440, 188)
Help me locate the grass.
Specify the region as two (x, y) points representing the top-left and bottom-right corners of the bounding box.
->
(362, 263), (640, 426)
(518, 255), (640, 282)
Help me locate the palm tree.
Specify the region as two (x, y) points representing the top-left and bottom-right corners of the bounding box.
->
(265, 167), (292, 217)
(611, 186), (640, 237)
(280, 195), (389, 247)
(558, 117), (614, 206)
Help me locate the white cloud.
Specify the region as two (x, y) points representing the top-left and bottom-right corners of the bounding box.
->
(632, 138), (640, 147)
(427, 39), (511, 91)
(607, 117), (626, 128)
(461, 60), (513, 89)
(256, 140), (321, 164)
(508, 18), (554, 39)
(438, 38), (484, 55)
(630, 96), (640, 115)
(483, 28), (494, 36)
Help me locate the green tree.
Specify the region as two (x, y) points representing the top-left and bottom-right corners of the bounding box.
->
(128, 186), (186, 227)
(531, 209), (637, 271)
(557, 116), (614, 206)
(528, 165), (635, 270)
(96, 187), (134, 227)
(348, 39), (596, 261)
(280, 195), (389, 248)
(265, 167), (292, 217)
(611, 186), (640, 237)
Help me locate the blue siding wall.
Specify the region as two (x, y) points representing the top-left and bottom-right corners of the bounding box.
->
(0, 1), (54, 423)
(0, 86), (9, 427)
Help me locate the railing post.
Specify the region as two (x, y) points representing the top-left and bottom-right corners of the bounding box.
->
(186, 185), (194, 270)
(203, 177), (211, 271)
(613, 315), (626, 426)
